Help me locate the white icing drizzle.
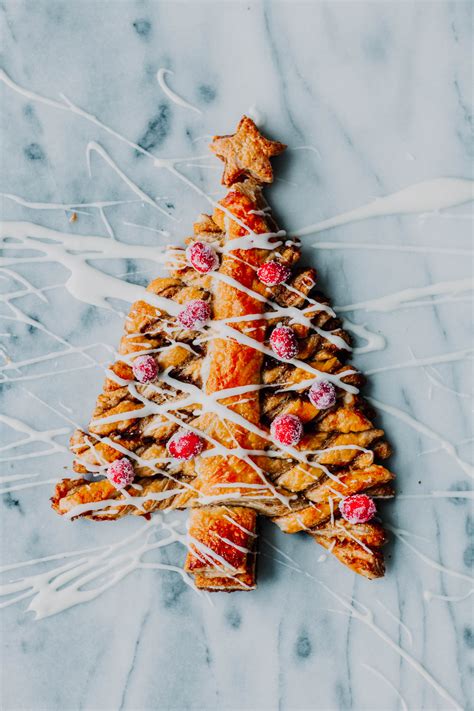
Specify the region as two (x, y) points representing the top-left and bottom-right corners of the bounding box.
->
(317, 540), (336, 563)
(343, 320), (387, 354)
(156, 68), (203, 115)
(0, 68), (170, 173)
(220, 228), (286, 252)
(0, 477), (57, 496)
(0, 414), (69, 462)
(368, 397), (473, 479)
(122, 220), (170, 238)
(361, 663), (409, 711)
(62, 488), (188, 519)
(290, 144), (321, 158)
(86, 141), (175, 220)
(293, 178), (474, 237)
(314, 240), (473, 257)
(1, 192), (140, 213)
(387, 526), (473, 583)
(208, 321), (358, 393)
(5, 65), (467, 250)
(397, 491), (473, 500)
(0, 516), (201, 618)
(424, 589), (474, 604)
(335, 521), (372, 554)
(1, 221), (177, 313)
(216, 536), (252, 555)
(0, 70), (471, 698)
(210, 273), (348, 350)
(246, 104), (266, 126)
(154, 372), (354, 488)
(266, 552), (464, 710)
(0, 300), (113, 386)
(216, 251), (348, 348)
(75, 341), (365, 517)
(85, 372), (294, 510)
(336, 278), (473, 314)
(422, 365), (472, 400)
(366, 348), (473, 375)
(0, 70), (224, 243)
(27, 387), (205, 505)
(98, 205), (114, 239)
(322, 581), (463, 710)
(222, 510), (257, 538)
(2, 283), (107, 374)
(0, 352), (110, 384)
(376, 599), (413, 647)
(185, 517), (255, 588)
(0, 473), (42, 484)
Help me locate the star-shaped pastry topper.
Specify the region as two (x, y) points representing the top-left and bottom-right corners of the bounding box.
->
(210, 116), (287, 187)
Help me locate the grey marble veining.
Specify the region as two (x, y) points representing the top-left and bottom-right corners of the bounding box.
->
(1, 1), (473, 710)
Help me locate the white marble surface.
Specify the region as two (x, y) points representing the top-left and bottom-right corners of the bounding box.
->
(1, 1), (473, 709)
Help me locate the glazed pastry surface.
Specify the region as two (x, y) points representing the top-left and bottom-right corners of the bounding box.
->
(52, 117), (395, 586)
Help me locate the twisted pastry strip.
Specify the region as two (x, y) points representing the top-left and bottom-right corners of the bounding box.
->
(181, 184), (274, 590)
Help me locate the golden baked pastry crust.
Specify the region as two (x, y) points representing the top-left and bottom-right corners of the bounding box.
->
(52, 117), (395, 586)
(210, 116), (286, 186)
(185, 507), (257, 575)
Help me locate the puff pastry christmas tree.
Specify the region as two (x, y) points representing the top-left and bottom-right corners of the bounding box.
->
(52, 117), (394, 590)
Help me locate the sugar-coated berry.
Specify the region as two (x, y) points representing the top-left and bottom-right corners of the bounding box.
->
(167, 429), (204, 460)
(270, 326), (298, 360)
(132, 355), (158, 384)
(106, 457), (135, 489)
(339, 494), (376, 524)
(177, 299), (211, 329)
(309, 379), (336, 409)
(270, 414), (303, 446)
(257, 261), (291, 287)
(186, 241), (219, 274)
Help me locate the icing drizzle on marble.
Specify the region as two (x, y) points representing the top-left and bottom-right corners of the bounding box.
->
(294, 177), (474, 237)
(156, 68), (203, 115)
(0, 69), (472, 711)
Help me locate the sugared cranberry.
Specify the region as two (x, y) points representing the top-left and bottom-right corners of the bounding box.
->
(270, 326), (298, 360)
(106, 457), (135, 488)
(186, 242), (219, 274)
(257, 261), (291, 287)
(339, 494), (376, 524)
(309, 379), (336, 409)
(167, 429), (204, 460)
(177, 299), (211, 329)
(132, 355), (158, 384)
(271, 414), (303, 446)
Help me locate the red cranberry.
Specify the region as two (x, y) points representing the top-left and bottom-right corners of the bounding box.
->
(106, 457), (135, 488)
(167, 429), (204, 460)
(177, 299), (211, 329)
(257, 261), (291, 287)
(270, 326), (298, 360)
(132, 355), (158, 384)
(309, 379), (336, 409)
(186, 242), (219, 274)
(271, 414), (303, 446)
(339, 494), (376, 524)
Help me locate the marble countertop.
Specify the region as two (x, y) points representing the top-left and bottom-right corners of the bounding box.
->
(1, 2), (473, 709)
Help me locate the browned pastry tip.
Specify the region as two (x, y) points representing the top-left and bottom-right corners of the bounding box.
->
(193, 566), (257, 592)
(185, 506), (257, 576)
(309, 519), (388, 579)
(210, 116), (286, 186)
